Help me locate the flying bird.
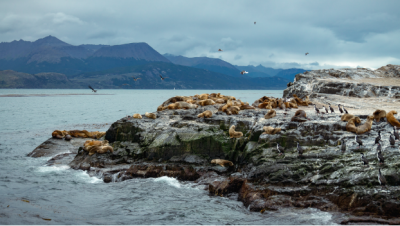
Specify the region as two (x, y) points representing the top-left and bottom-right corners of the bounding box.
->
(159, 74), (169, 81)
(218, 49), (223, 52)
(131, 76), (141, 81)
(240, 70), (249, 75)
(305, 52), (309, 56)
(254, 22), (256, 24)
(88, 85), (97, 93)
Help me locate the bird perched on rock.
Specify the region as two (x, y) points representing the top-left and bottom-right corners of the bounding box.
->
(343, 106), (349, 114)
(378, 169), (387, 188)
(394, 127), (399, 141)
(340, 139), (346, 152)
(329, 104), (335, 113)
(313, 104), (320, 116)
(276, 143), (285, 155)
(377, 149), (384, 165)
(338, 104), (343, 114)
(323, 106), (328, 114)
(361, 153), (369, 167)
(377, 142), (382, 153)
(374, 131), (381, 146)
(240, 70), (249, 75)
(88, 85), (97, 93)
(389, 132), (396, 146)
(131, 76), (141, 81)
(355, 135), (363, 149)
(296, 142), (304, 156)
(159, 74), (168, 81)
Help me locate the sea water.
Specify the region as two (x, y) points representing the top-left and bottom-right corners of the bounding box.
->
(0, 89), (339, 224)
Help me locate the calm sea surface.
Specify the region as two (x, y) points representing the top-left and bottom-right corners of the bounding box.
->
(0, 89), (339, 224)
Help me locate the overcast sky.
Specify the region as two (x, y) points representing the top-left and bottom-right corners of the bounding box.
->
(1, 0), (400, 69)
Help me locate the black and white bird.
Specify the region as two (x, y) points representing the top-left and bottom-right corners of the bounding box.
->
(313, 104), (320, 115)
(297, 142), (304, 156)
(374, 131), (381, 146)
(377, 142), (382, 153)
(377, 149), (384, 165)
(378, 168), (387, 188)
(338, 104), (343, 114)
(343, 106), (349, 114)
(88, 85), (97, 93)
(240, 70), (249, 75)
(305, 52), (309, 56)
(276, 143), (285, 155)
(329, 104), (335, 113)
(355, 135), (363, 149)
(340, 139), (346, 152)
(323, 106), (329, 114)
(394, 127), (399, 141)
(361, 153), (369, 167)
(389, 132), (396, 146)
(131, 76), (141, 81)
(159, 74), (169, 81)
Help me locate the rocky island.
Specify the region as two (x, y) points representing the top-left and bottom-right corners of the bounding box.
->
(29, 64), (400, 224)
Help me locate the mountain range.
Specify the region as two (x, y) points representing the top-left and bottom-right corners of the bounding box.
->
(0, 36), (305, 89)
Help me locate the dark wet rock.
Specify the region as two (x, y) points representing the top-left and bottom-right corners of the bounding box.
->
(27, 137), (93, 158)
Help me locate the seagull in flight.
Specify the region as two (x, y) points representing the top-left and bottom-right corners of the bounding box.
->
(159, 74), (169, 81)
(240, 70), (249, 75)
(305, 52), (309, 56)
(218, 49), (223, 52)
(88, 85), (97, 93)
(254, 22), (256, 24)
(131, 76), (141, 81)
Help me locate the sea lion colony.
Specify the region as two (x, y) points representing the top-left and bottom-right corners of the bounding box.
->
(51, 93), (400, 165)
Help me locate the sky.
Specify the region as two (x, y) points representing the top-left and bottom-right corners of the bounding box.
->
(1, 0), (400, 70)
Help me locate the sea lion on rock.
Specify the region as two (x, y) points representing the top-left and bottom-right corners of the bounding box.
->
(52, 130), (68, 139)
(221, 99), (233, 112)
(87, 145), (114, 156)
(68, 130), (105, 139)
(168, 101), (198, 110)
(387, 110), (400, 127)
(293, 94), (308, 106)
(211, 159), (233, 167)
(341, 114), (356, 122)
(64, 135), (72, 141)
(356, 115), (374, 134)
(264, 110), (276, 119)
(83, 140), (103, 149)
(229, 125), (243, 138)
(226, 106), (240, 115)
(373, 110), (386, 122)
(240, 104), (255, 110)
(262, 126), (281, 135)
(291, 110), (308, 122)
(198, 99), (215, 106)
(197, 110), (212, 118)
(346, 117), (361, 133)
(145, 112), (157, 119)
(133, 113), (142, 119)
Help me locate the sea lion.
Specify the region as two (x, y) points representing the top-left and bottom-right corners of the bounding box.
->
(222, 96), (236, 101)
(264, 110), (276, 119)
(373, 109), (386, 122)
(194, 93), (209, 100)
(386, 110), (400, 127)
(341, 114), (355, 122)
(198, 99), (215, 106)
(258, 100), (270, 109)
(83, 140), (103, 150)
(229, 125), (243, 138)
(197, 110), (213, 118)
(356, 115), (374, 134)
(52, 130), (67, 139)
(226, 106), (240, 115)
(157, 105), (164, 111)
(133, 113), (142, 119)
(293, 94), (307, 106)
(212, 98), (225, 104)
(87, 146), (114, 156)
(211, 159), (233, 167)
(64, 135), (72, 141)
(291, 110), (308, 122)
(145, 112), (157, 119)
(346, 117), (361, 133)
(240, 104), (255, 110)
(221, 99), (233, 112)
(68, 130), (105, 139)
(168, 101), (198, 110)
(262, 126), (281, 135)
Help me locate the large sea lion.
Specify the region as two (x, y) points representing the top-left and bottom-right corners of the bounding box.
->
(68, 130), (105, 139)
(145, 112), (157, 119)
(373, 109), (386, 122)
(133, 113), (142, 119)
(356, 115), (374, 134)
(264, 110), (276, 119)
(211, 159), (233, 167)
(229, 125), (243, 138)
(346, 117), (361, 133)
(197, 110), (213, 118)
(387, 110), (400, 127)
(262, 126), (281, 135)
(52, 130), (68, 139)
(291, 110), (308, 122)
(226, 106), (240, 115)
(198, 99), (215, 106)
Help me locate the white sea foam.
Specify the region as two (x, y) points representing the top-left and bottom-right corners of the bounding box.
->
(36, 165), (70, 172)
(154, 176), (182, 188)
(75, 170), (102, 184)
